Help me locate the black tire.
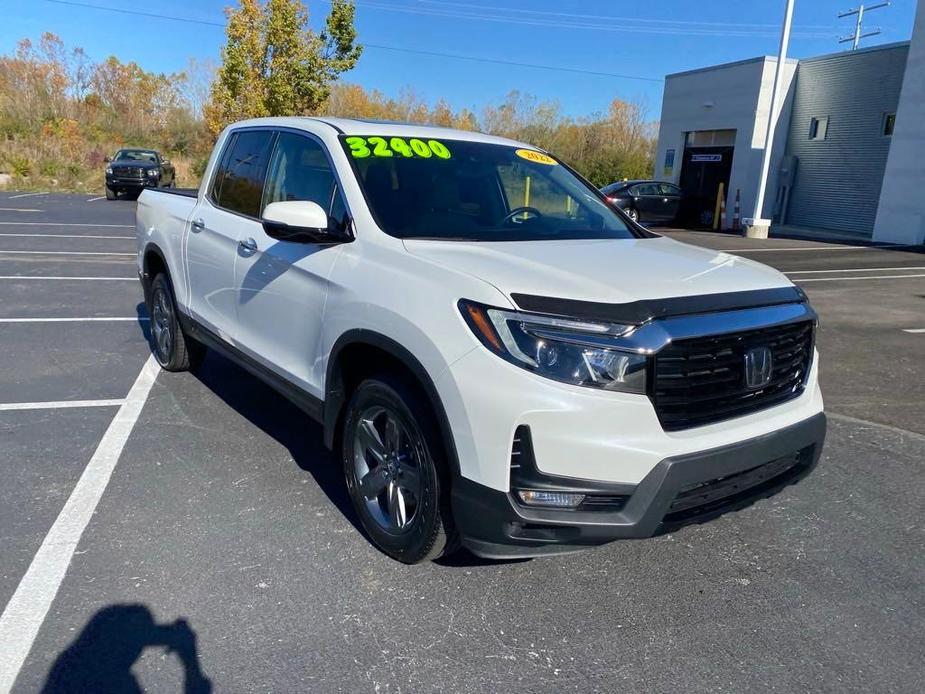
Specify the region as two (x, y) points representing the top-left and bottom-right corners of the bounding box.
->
(626, 207), (639, 223)
(148, 273), (205, 372)
(342, 375), (458, 564)
(105, 186), (116, 200)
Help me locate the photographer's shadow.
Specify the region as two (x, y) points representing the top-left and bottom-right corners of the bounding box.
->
(42, 604), (211, 694)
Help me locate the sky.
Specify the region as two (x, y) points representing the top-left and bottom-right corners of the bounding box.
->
(3, 0), (919, 121)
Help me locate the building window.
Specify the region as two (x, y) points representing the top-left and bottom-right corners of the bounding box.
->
(809, 117), (829, 141)
(883, 113), (896, 137)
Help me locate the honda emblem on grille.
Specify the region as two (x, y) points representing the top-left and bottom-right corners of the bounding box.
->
(744, 346), (774, 389)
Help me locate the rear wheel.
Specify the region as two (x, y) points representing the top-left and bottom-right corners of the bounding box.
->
(105, 186), (116, 200)
(626, 207), (639, 223)
(342, 375), (457, 563)
(148, 273), (205, 372)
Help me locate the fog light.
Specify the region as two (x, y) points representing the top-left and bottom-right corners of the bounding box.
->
(516, 489), (585, 508)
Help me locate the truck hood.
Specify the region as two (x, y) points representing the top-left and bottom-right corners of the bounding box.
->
(402, 236), (793, 307)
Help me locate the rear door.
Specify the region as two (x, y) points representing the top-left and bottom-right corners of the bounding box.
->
(232, 129), (349, 398)
(659, 183), (683, 222)
(186, 128), (274, 339)
(633, 183), (663, 221)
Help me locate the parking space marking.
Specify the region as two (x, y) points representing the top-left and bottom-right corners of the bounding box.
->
(903, 328), (925, 334)
(794, 273), (925, 283)
(0, 250), (134, 256)
(0, 233), (134, 240)
(0, 208), (40, 213)
(785, 266), (925, 275)
(721, 244), (916, 252)
(0, 317), (147, 323)
(0, 399), (125, 412)
(0, 276), (136, 281)
(0, 356), (158, 692)
(0, 222), (132, 228)
(86, 197), (105, 202)
(7, 192), (49, 199)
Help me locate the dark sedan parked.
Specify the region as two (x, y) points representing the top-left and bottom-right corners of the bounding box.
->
(105, 148), (175, 200)
(601, 180), (683, 224)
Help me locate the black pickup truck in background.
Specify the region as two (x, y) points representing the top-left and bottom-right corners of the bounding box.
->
(105, 148), (176, 200)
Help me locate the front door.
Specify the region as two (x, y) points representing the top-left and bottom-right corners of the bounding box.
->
(185, 129), (275, 339)
(233, 130), (349, 399)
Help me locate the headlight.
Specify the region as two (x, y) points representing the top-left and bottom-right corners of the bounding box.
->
(146, 169), (159, 177)
(105, 167), (113, 175)
(459, 300), (647, 394)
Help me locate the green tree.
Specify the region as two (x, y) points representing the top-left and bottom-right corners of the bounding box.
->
(206, 0), (361, 134)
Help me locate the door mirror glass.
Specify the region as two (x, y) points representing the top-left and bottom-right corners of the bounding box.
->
(262, 200), (343, 244)
(104, 156), (112, 163)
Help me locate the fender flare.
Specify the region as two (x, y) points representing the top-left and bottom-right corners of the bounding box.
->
(324, 329), (461, 477)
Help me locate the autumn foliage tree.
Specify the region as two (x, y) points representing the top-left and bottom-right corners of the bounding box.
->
(205, 0), (362, 134)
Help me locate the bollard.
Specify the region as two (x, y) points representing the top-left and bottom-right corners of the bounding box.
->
(732, 189), (741, 231)
(713, 182), (725, 231)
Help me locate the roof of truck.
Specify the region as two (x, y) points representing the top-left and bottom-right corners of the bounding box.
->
(226, 116), (536, 151)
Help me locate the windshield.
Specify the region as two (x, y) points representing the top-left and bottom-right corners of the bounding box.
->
(114, 149), (158, 163)
(340, 135), (641, 241)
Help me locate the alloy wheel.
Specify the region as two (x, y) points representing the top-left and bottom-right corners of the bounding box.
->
(151, 287), (173, 362)
(353, 406), (424, 533)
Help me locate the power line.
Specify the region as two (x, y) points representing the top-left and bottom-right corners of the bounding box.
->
(348, 0), (834, 38)
(40, 0), (663, 82)
(413, 0), (837, 32)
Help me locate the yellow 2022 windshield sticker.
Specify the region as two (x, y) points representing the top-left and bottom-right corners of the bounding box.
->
(345, 136), (452, 160)
(515, 149), (557, 165)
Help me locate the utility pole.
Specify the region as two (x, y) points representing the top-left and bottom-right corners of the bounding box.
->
(744, 0), (794, 239)
(839, 2), (890, 50)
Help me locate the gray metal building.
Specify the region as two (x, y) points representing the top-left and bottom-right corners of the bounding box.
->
(654, 33), (923, 242)
(783, 44), (909, 234)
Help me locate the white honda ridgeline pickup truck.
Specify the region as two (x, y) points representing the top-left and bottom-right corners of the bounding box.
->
(136, 117), (826, 563)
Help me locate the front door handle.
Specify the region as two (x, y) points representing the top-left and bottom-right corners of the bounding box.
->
(238, 237), (258, 253)
(191, 218), (205, 231)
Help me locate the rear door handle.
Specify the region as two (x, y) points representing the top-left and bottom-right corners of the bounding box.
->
(238, 237), (258, 253)
(191, 218), (205, 231)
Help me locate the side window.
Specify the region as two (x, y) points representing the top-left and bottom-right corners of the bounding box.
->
(635, 183), (657, 196)
(212, 130), (274, 217)
(264, 132), (344, 220)
(659, 183), (681, 196)
(809, 116), (829, 141)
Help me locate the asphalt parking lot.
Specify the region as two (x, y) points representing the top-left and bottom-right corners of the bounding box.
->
(0, 193), (923, 693)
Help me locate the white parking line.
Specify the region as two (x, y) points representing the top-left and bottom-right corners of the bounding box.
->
(7, 192), (49, 199)
(0, 222), (132, 228)
(0, 250), (135, 256)
(0, 233), (134, 239)
(721, 244), (916, 253)
(0, 276), (137, 281)
(794, 273), (925, 283)
(785, 266), (925, 275)
(86, 196), (105, 202)
(0, 399), (126, 412)
(0, 208), (40, 212)
(903, 328), (925, 334)
(0, 356), (158, 692)
(0, 317), (147, 323)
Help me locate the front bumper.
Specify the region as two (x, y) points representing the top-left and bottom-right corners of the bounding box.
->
(106, 176), (157, 190)
(452, 412), (826, 559)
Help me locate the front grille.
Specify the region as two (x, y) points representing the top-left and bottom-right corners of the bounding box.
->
(652, 320), (814, 431)
(112, 166), (144, 178)
(663, 447), (813, 524)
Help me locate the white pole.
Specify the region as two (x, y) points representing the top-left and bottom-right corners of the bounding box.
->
(747, 0), (795, 238)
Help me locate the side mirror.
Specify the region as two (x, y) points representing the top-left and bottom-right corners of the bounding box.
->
(104, 156), (112, 163)
(261, 200), (348, 244)
(161, 158), (170, 166)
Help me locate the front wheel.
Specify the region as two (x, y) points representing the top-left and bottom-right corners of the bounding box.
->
(105, 185), (116, 200)
(342, 376), (457, 563)
(625, 207), (639, 223)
